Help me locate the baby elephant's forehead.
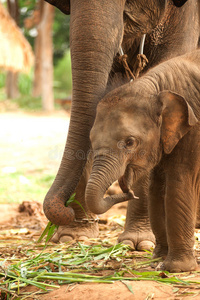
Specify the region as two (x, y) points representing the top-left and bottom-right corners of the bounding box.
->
(99, 99), (151, 120)
(120, 111), (155, 136)
(95, 106), (154, 138)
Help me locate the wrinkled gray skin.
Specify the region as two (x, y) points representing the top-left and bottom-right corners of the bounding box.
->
(43, 0), (200, 247)
(86, 50), (200, 272)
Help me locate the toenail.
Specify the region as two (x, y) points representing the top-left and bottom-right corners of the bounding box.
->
(60, 236), (73, 243)
(121, 239), (135, 250)
(137, 241), (155, 251)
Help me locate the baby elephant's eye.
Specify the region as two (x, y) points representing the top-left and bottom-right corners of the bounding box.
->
(125, 137), (138, 148)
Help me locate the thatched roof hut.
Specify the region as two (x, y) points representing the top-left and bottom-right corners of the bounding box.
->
(0, 3), (34, 73)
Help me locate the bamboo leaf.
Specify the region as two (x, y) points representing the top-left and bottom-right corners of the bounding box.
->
(121, 280), (134, 294)
(37, 221), (52, 243)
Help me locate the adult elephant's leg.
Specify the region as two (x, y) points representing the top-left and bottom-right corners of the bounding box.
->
(118, 174), (155, 250)
(43, 0), (125, 226)
(51, 158), (99, 242)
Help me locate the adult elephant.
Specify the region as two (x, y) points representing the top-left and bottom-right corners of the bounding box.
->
(43, 0), (200, 247)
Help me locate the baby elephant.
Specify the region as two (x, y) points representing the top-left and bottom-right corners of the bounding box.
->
(85, 50), (200, 272)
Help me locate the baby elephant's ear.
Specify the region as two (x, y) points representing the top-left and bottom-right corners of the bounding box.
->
(158, 91), (198, 154)
(45, 0), (70, 14)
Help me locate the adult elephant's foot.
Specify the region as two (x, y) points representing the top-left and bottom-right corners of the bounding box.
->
(51, 218), (99, 243)
(118, 174), (155, 251)
(150, 244), (168, 268)
(118, 230), (155, 250)
(153, 244), (168, 259)
(156, 255), (198, 273)
(50, 159), (100, 243)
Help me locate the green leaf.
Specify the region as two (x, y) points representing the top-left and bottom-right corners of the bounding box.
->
(37, 221), (53, 243)
(45, 224), (58, 244)
(121, 280), (134, 294)
(66, 193), (76, 205)
(73, 199), (89, 219)
(78, 242), (87, 256)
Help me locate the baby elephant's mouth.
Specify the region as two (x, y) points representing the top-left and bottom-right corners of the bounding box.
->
(104, 187), (139, 209)
(118, 176), (139, 200)
(106, 177), (139, 203)
(118, 176), (129, 193)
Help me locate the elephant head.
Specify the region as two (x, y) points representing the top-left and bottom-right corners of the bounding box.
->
(45, 0), (70, 14)
(43, 0), (187, 226)
(172, 0), (189, 7)
(85, 83), (198, 215)
(44, 0), (189, 14)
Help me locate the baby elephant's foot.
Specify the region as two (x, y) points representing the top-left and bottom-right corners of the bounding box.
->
(118, 230), (155, 251)
(51, 219), (99, 243)
(156, 255), (198, 273)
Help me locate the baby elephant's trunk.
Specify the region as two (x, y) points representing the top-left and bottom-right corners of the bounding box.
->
(85, 153), (133, 214)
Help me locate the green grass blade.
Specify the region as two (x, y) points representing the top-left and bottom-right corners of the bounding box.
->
(45, 224), (57, 244)
(121, 281), (134, 295)
(37, 221), (52, 243)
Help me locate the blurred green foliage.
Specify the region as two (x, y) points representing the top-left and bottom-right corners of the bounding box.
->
(0, 0), (72, 110)
(0, 69), (43, 110)
(18, 71), (33, 95)
(0, 169), (55, 203)
(0, 54), (72, 110)
(0, 72), (6, 100)
(15, 71), (43, 111)
(13, 95), (42, 111)
(0, 72), (6, 88)
(0, 50), (72, 110)
(18, 0), (70, 63)
(54, 50), (72, 99)
(53, 10), (70, 64)
(18, 0), (38, 47)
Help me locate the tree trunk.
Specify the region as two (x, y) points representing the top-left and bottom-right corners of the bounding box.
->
(32, 29), (42, 97)
(6, 72), (19, 99)
(32, 1), (54, 111)
(32, 0), (44, 97)
(32, 1), (44, 97)
(40, 2), (55, 111)
(6, 0), (19, 99)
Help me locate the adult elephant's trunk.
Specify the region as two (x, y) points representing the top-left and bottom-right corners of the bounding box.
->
(85, 153), (130, 215)
(43, 0), (125, 225)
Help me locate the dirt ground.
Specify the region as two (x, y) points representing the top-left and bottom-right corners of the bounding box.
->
(1, 111), (200, 300)
(0, 201), (176, 300)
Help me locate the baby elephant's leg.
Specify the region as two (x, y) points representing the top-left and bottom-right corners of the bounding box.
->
(159, 172), (197, 272)
(149, 167), (168, 260)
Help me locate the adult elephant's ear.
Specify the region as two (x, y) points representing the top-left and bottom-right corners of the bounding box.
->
(158, 91), (198, 154)
(45, 0), (70, 14)
(172, 0), (188, 7)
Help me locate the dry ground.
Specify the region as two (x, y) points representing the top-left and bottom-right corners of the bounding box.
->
(1, 111), (200, 299)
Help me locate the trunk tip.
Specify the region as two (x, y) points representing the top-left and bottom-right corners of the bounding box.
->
(43, 196), (75, 226)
